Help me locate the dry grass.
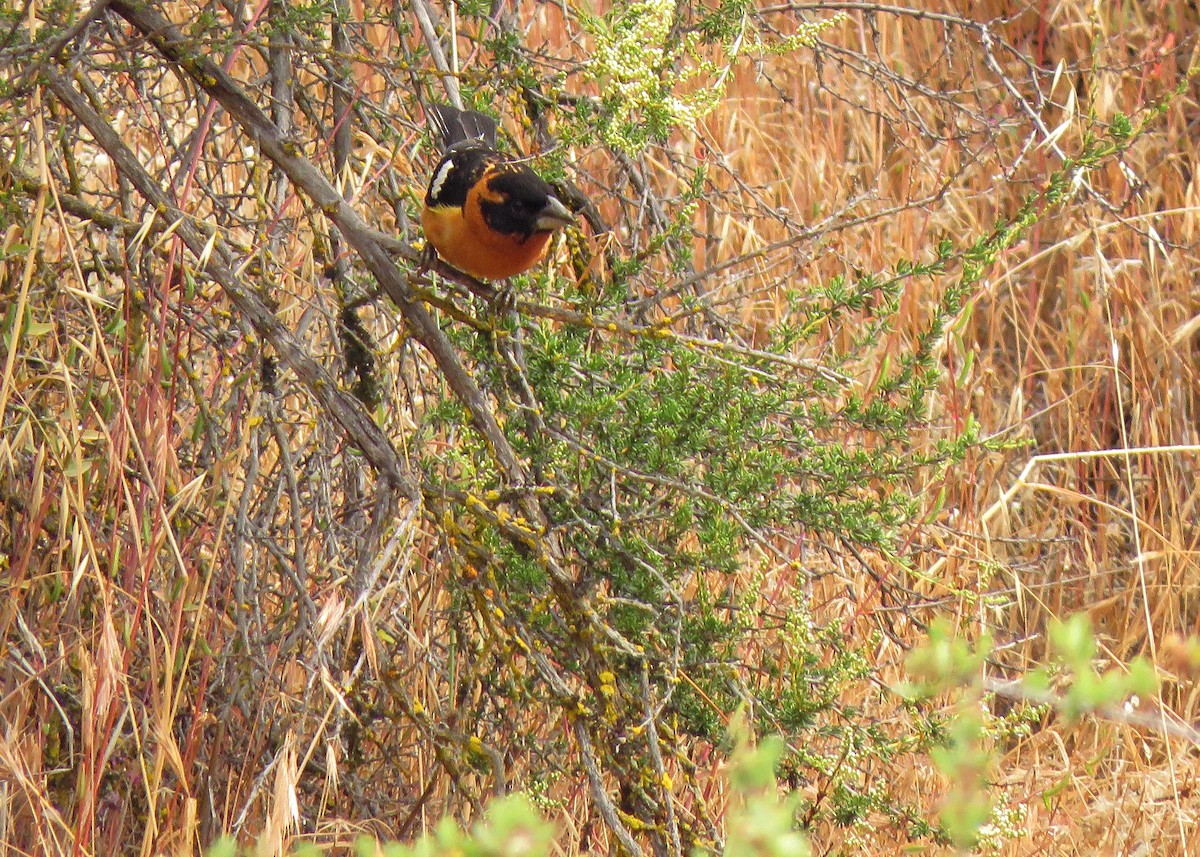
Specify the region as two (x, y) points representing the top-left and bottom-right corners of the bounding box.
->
(2, 0), (1200, 854)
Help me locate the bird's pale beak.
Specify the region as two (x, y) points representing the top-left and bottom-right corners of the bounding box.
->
(535, 196), (576, 232)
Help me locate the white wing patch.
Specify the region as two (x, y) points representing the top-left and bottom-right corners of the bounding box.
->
(429, 159), (455, 202)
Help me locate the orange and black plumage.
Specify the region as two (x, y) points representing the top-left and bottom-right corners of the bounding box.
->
(421, 104), (575, 281)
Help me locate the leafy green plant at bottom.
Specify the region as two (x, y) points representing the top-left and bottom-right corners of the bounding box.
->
(899, 613), (1161, 851)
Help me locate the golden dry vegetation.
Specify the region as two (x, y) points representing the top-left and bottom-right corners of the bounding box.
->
(2, 0), (1200, 855)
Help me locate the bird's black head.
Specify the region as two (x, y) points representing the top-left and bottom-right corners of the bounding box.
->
(478, 167), (575, 239)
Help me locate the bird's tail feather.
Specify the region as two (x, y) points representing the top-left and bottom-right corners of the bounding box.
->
(427, 104), (498, 149)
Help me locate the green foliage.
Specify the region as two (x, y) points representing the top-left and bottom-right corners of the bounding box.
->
(899, 618), (992, 699)
(205, 838), (238, 857)
(1042, 614), (1159, 721)
(900, 623), (1003, 850)
(364, 795), (554, 857)
(902, 612), (1161, 849)
(575, 1), (843, 153)
(927, 710), (992, 849)
(398, 46), (1154, 848)
(577, 0), (725, 152)
(719, 725), (811, 857)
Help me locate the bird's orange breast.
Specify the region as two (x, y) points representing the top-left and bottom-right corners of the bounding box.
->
(422, 199), (552, 281)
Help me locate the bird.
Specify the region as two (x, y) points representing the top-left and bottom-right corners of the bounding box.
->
(421, 104), (576, 281)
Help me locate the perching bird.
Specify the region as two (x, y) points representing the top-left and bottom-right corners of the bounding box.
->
(421, 104), (575, 281)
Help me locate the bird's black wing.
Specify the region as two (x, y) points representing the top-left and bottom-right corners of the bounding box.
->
(427, 104), (499, 150)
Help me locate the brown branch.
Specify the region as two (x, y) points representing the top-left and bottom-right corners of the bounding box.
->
(40, 62), (416, 495)
(573, 719), (646, 857)
(104, 0), (531, 491)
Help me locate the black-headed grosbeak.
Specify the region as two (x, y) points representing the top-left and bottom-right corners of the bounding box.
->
(422, 104), (575, 281)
